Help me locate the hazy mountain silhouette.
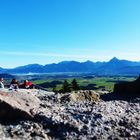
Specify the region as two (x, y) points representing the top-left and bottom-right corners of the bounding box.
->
(1, 57), (140, 75)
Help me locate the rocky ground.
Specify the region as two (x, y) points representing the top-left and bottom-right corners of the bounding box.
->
(0, 89), (140, 140)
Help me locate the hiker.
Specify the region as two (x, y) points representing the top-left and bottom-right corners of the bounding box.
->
(0, 78), (4, 89)
(9, 78), (19, 90)
(22, 80), (33, 89)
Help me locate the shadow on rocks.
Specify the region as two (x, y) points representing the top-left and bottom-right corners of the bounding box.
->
(34, 114), (79, 139)
(0, 114), (80, 139)
(100, 92), (140, 103)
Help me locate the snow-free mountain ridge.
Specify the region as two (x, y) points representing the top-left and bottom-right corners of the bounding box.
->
(1, 57), (140, 75)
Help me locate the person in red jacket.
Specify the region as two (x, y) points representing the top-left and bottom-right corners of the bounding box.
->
(22, 80), (33, 89)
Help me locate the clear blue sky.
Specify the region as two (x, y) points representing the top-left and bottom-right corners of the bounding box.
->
(0, 0), (140, 68)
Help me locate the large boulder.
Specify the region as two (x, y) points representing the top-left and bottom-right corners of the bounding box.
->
(0, 89), (41, 120)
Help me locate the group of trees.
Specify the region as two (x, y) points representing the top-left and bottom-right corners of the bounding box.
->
(61, 79), (80, 93)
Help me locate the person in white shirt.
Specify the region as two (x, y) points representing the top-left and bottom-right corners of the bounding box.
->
(0, 78), (4, 89)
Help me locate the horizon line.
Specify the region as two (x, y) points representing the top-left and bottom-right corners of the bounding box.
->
(1, 57), (140, 69)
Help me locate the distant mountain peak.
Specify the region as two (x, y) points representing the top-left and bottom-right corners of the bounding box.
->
(84, 60), (94, 64)
(110, 57), (119, 62)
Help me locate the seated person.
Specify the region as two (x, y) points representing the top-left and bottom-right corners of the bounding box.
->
(0, 78), (4, 89)
(22, 80), (33, 89)
(9, 78), (19, 90)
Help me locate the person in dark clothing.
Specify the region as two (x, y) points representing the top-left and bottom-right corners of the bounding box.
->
(9, 79), (19, 90)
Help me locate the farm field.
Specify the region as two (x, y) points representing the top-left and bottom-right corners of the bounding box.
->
(31, 74), (136, 92)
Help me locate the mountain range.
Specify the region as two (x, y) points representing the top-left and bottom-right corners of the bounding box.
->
(1, 57), (140, 75)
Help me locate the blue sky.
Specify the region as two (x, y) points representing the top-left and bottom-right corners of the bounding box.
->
(0, 0), (140, 68)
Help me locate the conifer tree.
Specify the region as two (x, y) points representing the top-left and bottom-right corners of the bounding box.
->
(71, 79), (80, 91)
(62, 80), (71, 93)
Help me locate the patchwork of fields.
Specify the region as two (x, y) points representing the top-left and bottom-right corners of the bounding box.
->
(31, 74), (136, 92)
(1, 73), (136, 92)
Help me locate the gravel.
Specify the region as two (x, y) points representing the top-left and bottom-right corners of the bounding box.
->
(0, 90), (139, 140)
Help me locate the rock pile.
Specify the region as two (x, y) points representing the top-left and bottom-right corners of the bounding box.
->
(0, 89), (139, 139)
(37, 93), (140, 140)
(60, 90), (100, 103)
